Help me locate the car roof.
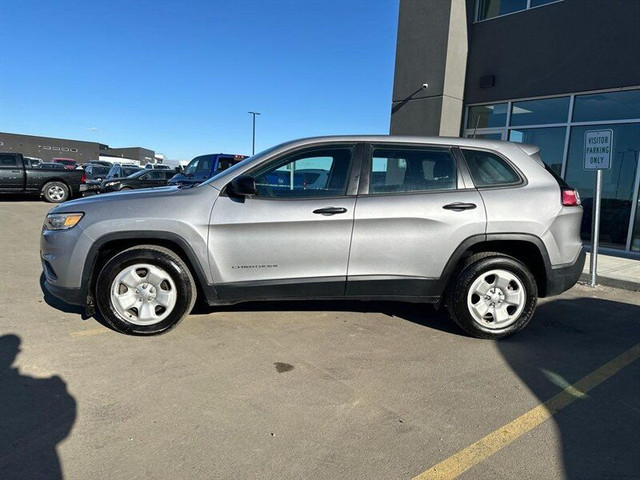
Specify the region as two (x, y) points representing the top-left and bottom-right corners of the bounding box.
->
(268, 135), (538, 154)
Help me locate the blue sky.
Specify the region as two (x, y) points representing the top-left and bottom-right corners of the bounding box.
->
(0, 0), (399, 159)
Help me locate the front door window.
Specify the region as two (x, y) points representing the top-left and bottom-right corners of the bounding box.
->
(250, 147), (354, 198)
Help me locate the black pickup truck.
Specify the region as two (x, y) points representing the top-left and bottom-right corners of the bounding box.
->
(0, 152), (85, 203)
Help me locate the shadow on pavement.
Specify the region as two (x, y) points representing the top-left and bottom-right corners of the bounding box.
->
(0, 194), (42, 203)
(193, 298), (464, 336)
(498, 297), (640, 479)
(0, 334), (76, 479)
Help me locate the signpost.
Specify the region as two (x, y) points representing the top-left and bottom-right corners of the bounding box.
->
(584, 129), (613, 286)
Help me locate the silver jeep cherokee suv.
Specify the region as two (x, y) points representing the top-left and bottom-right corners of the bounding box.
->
(41, 136), (585, 339)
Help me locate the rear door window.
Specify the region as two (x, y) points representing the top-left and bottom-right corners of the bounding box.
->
(368, 147), (456, 194)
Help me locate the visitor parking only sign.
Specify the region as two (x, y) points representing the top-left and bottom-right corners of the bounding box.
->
(584, 129), (613, 170)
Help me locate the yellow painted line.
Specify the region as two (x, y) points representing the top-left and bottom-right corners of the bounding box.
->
(70, 327), (109, 337)
(413, 343), (640, 480)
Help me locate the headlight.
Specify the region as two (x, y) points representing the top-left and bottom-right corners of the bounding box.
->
(44, 213), (84, 231)
(105, 181), (119, 187)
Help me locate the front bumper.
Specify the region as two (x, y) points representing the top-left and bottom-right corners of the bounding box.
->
(546, 248), (586, 296)
(43, 279), (85, 306)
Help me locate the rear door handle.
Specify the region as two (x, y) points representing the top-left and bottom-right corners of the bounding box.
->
(443, 202), (477, 211)
(313, 207), (347, 215)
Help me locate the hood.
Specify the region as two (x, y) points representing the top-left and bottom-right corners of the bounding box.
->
(51, 185), (193, 213)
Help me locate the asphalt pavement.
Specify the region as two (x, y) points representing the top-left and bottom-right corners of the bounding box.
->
(1, 199), (639, 480)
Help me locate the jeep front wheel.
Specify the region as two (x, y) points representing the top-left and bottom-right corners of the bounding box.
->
(95, 245), (196, 335)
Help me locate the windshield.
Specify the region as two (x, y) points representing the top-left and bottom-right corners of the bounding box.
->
(123, 167), (141, 176)
(90, 166), (110, 177)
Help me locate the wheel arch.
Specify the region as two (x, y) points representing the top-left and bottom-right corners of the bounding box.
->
(440, 234), (551, 297)
(82, 231), (217, 307)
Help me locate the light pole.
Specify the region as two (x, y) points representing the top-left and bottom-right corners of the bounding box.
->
(248, 111), (261, 155)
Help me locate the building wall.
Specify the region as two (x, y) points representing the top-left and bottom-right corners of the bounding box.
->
(0, 132), (104, 163)
(465, 0), (640, 105)
(101, 147), (156, 163)
(390, 0), (640, 136)
(0, 132), (156, 165)
(390, 0), (468, 137)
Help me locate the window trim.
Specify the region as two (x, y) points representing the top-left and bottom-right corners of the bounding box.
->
(474, 0), (564, 23)
(360, 143), (461, 197)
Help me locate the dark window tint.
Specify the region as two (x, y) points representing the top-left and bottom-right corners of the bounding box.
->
(217, 158), (236, 171)
(509, 97), (570, 126)
(467, 103), (508, 128)
(146, 171), (165, 180)
(462, 149), (521, 187)
(369, 147), (456, 194)
(123, 167), (141, 176)
(185, 155), (215, 176)
(477, 0), (527, 20)
(0, 154), (18, 167)
(251, 147), (353, 198)
(573, 90), (640, 123)
(509, 127), (566, 175)
(196, 157), (213, 173)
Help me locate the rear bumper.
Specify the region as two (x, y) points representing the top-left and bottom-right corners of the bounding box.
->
(546, 248), (586, 296)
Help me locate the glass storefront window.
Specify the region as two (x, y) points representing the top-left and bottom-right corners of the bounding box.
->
(573, 90), (640, 123)
(465, 88), (640, 254)
(531, 0), (560, 6)
(565, 123), (640, 249)
(467, 104), (508, 129)
(510, 97), (570, 126)
(631, 196), (640, 252)
(509, 127), (566, 174)
(467, 132), (503, 140)
(477, 0), (527, 20)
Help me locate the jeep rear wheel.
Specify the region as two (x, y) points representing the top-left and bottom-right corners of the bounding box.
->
(447, 253), (537, 339)
(95, 245), (197, 335)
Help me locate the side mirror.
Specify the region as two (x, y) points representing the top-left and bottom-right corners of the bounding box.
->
(228, 175), (257, 196)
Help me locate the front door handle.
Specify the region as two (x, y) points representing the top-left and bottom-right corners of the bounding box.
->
(313, 207), (347, 215)
(443, 202), (477, 211)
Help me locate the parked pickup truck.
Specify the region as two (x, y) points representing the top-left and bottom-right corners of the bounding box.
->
(0, 152), (85, 203)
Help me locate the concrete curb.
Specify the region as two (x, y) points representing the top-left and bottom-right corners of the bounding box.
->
(579, 273), (640, 292)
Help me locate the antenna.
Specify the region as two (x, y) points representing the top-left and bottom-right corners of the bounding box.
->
(472, 115), (480, 139)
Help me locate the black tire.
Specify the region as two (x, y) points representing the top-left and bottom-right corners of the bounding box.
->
(42, 181), (70, 203)
(446, 252), (538, 339)
(95, 245), (197, 336)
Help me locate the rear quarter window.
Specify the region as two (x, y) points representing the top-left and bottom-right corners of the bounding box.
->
(461, 149), (521, 187)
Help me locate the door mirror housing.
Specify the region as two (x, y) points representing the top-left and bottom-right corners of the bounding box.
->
(228, 175), (257, 197)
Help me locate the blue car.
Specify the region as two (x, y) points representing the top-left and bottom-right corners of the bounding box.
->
(168, 153), (247, 186)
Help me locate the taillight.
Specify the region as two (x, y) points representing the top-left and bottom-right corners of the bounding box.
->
(562, 188), (580, 206)
(81, 172), (86, 183)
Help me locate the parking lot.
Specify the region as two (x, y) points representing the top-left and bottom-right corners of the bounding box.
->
(1, 199), (639, 480)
